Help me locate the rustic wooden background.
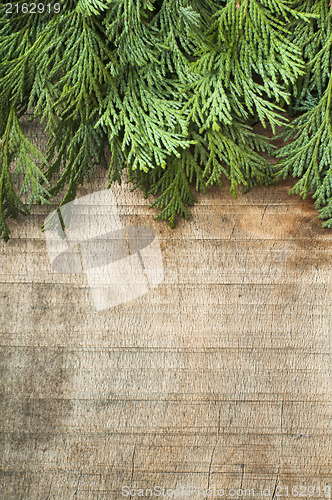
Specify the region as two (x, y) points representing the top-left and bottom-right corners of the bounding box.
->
(0, 118), (331, 499)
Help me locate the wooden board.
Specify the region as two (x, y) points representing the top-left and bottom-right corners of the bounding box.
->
(0, 117), (331, 499)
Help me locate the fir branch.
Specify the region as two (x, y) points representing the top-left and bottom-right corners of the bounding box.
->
(276, 73), (332, 226)
(276, 2), (332, 228)
(45, 114), (107, 206)
(0, 106), (50, 240)
(0, 0), (330, 238)
(143, 152), (201, 229)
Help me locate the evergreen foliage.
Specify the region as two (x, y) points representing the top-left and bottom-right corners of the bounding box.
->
(0, 0), (331, 240)
(277, 0), (332, 227)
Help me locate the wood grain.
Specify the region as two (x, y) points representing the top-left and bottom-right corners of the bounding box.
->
(0, 117), (331, 499)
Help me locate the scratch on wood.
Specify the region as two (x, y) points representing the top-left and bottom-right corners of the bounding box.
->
(206, 444), (216, 492)
(230, 222), (236, 238)
(271, 473), (279, 500)
(73, 474), (81, 498)
(217, 406), (221, 437)
(240, 463), (245, 490)
(260, 204), (268, 225)
(129, 444), (136, 500)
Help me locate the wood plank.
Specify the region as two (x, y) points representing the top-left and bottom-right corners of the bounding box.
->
(0, 118), (331, 499)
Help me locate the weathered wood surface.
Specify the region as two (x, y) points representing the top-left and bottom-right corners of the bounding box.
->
(0, 119), (331, 499)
